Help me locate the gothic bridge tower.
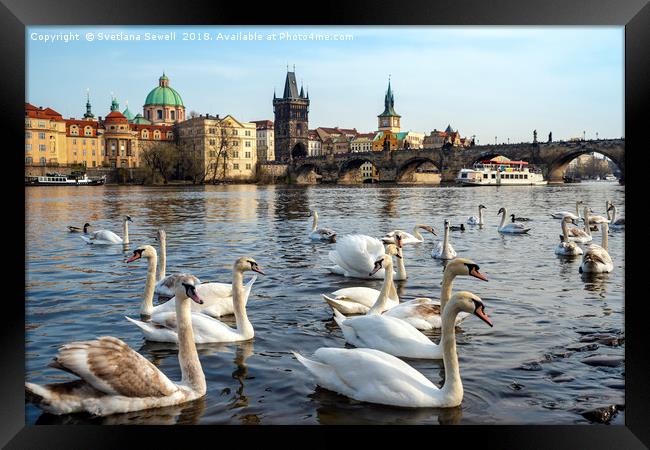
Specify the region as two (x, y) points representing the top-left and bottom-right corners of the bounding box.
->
(273, 69), (309, 161)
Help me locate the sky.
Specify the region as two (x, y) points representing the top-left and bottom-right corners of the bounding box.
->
(26, 26), (623, 144)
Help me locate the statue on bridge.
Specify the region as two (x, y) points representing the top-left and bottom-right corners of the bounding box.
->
(548, 131), (552, 143)
(533, 129), (537, 143)
(383, 137), (391, 152)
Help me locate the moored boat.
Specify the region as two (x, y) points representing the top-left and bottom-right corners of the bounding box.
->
(25, 172), (106, 186)
(456, 158), (547, 186)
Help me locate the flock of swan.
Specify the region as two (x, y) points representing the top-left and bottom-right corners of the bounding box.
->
(26, 197), (623, 417)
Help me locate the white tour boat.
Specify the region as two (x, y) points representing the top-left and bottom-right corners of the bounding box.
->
(456, 159), (547, 186)
(25, 172), (106, 186)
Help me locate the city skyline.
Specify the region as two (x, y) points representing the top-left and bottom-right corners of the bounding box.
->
(27, 26), (623, 143)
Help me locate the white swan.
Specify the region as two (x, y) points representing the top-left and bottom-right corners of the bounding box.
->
(331, 252), (444, 359)
(555, 216), (584, 256)
(384, 257), (488, 330)
(382, 224), (436, 245)
(467, 205), (486, 225)
(432, 220), (457, 259)
(294, 291), (494, 408)
(125, 245), (255, 319)
(126, 257), (265, 343)
(328, 234), (395, 280)
(550, 201), (583, 220)
(579, 222), (614, 274)
(497, 208), (530, 234)
(607, 202), (625, 229)
(81, 216), (132, 245)
(154, 229), (202, 298)
(586, 207), (610, 226)
(309, 210), (336, 242)
(322, 244), (401, 315)
(25, 276), (206, 416)
(568, 207), (593, 244)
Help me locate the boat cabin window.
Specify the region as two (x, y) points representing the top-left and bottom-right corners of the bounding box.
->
(483, 173), (488, 179)
(491, 174), (496, 179)
(525, 174), (528, 179)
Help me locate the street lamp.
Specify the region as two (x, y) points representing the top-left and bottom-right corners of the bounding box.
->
(507, 138), (510, 144)
(494, 136), (497, 145)
(583, 130), (586, 141)
(596, 132), (599, 140)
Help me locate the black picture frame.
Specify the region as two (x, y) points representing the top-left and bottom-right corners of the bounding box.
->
(3, 0), (648, 447)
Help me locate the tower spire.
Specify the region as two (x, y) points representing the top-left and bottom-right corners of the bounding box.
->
(84, 88), (95, 120)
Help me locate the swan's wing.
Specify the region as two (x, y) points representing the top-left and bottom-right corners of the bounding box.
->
(330, 287), (380, 308)
(49, 336), (178, 397)
(583, 246), (613, 265)
(155, 274), (201, 296)
(295, 347), (437, 406)
(322, 295), (370, 315)
(196, 281), (233, 300)
(341, 315), (434, 350)
(332, 236), (372, 275)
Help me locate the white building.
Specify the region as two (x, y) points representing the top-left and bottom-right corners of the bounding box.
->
(350, 133), (376, 152)
(251, 120), (274, 162)
(308, 130), (322, 156)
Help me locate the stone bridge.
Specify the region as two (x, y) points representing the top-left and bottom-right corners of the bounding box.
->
(289, 139), (625, 184)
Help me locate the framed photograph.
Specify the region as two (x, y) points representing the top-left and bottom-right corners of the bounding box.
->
(3, 0), (648, 447)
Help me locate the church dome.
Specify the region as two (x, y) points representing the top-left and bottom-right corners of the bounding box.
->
(144, 73), (184, 107)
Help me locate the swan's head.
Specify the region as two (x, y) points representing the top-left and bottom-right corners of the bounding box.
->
(478, 204), (487, 210)
(174, 275), (203, 305)
(155, 229), (166, 242)
(125, 215), (133, 222)
(562, 216), (576, 224)
(607, 204), (615, 212)
(460, 224), (465, 231)
(450, 291), (493, 327)
(369, 254), (392, 276)
(385, 244), (402, 259)
(394, 232), (404, 249)
(83, 223), (91, 228)
(443, 257), (488, 281)
(497, 207), (506, 216)
(126, 245), (156, 263)
(235, 257), (265, 275)
(419, 225), (437, 236)
(559, 234), (566, 242)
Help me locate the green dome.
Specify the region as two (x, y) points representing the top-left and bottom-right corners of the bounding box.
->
(144, 86), (184, 107)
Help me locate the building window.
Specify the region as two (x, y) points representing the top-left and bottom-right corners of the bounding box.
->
(246, 163), (251, 170)
(85, 127), (92, 136)
(209, 139), (215, 145)
(233, 163), (239, 170)
(83, 149), (87, 156)
(121, 160), (127, 168)
(245, 141), (251, 147)
(111, 161), (116, 168)
(233, 151), (239, 158)
(245, 130), (251, 136)
(154, 131), (160, 140)
(171, 110), (175, 121)
(92, 161), (96, 167)
(209, 151), (216, 157)
(82, 139), (86, 145)
(92, 149), (96, 156)
(38, 132), (46, 139)
(157, 110), (163, 120)
(146, 110), (150, 120)
(39, 144), (46, 152)
(232, 130), (238, 136)
(72, 139), (77, 145)
(39, 157), (46, 165)
(245, 152), (251, 158)
(232, 141), (239, 146)
(25, 144), (32, 152)
(25, 119), (31, 127)
(38, 121), (45, 127)
(25, 156), (33, 164)
(25, 132), (32, 140)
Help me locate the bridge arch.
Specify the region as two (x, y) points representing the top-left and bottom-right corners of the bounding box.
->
(338, 157), (379, 184)
(293, 163), (322, 184)
(469, 150), (522, 166)
(291, 142), (307, 160)
(547, 147), (624, 183)
(396, 157), (441, 184)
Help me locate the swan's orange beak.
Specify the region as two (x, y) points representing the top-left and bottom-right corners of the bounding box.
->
(251, 264), (266, 275)
(470, 267), (488, 282)
(474, 304), (493, 327)
(126, 253), (141, 263)
(184, 284), (203, 304)
(395, 235), (403, 249)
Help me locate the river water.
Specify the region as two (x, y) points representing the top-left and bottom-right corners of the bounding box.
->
(25, 182), (625, 425)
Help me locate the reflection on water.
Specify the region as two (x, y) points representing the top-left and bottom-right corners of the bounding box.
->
(26, 183), (624, 425)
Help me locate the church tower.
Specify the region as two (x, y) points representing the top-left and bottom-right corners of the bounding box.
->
(273, 68), (310, 161)
(377, 77), (401, 133)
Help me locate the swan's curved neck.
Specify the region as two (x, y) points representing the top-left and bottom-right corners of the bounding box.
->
(394, 249), (407, 281)
(440, 270), (457, 312)
(576, 202), (582, 219)
(442, 224), (450, 252)
(233, 269), (253, 337)
(141, 254), (157, 317)
(498, 210), (507, 229)
(561, 219), (570, 241)
(123, 219), (129, 244)
(478, 207), (484, 225)
(439, 304), (463, 404)
(412, 225), (425, 241)
(583, 207), (592, 236)
(311, 213), (318, 232)
(175, 296), (206, 394)
(601, 224), (609, 251)
(609, 205), (616, 222)
(158, 235), (166, 281)
(369, 258), (394, 315)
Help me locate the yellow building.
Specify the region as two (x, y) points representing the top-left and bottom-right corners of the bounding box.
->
(25, 103), (68, 166)
(177, 114), (257, 182)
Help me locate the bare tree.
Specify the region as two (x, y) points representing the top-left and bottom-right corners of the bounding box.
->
(177, 142), (205, 184)
(141, 142), (179, 184)
(205, 122), (237, 184)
